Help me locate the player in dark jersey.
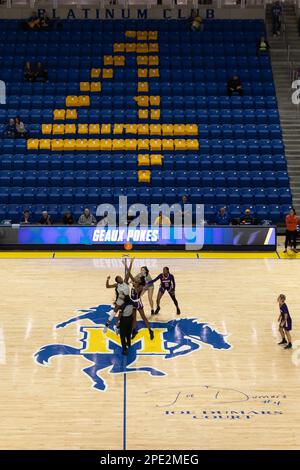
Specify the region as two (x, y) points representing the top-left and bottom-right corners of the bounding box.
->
(151, 267), (181, 316)
(277, 294), (292, 349)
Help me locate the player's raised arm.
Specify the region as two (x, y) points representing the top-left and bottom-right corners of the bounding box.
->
(106, 276), (117, 289)
(124, 258), (135, 283)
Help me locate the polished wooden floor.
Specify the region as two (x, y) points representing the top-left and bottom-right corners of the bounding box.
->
(0, 256), (300, 450)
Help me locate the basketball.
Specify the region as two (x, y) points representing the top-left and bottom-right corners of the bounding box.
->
(124, 242), (133, 251)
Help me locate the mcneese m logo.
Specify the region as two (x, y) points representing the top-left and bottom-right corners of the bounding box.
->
(34, 304), (231, 391)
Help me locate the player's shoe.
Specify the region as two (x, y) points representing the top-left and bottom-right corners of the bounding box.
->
(122, 348), (128, 356)
(154, 306), (160, 315)
(151, 309), (155, 316)
(284, 343), (292, 349)
(278, 339), (287, 345)
(149, 329), (154, 340)
(103, 321), (110, 334)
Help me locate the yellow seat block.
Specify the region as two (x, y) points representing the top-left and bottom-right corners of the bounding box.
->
(39, 139), (51, 150)
(66, 96), (78, 107)
(114, 56), (125, 66)
(27, 138), (39, 150)
(138, 82), (149, 93)
(149, 56), (159, 66)
(174, 139), (187, 150)
(185, 124), (198, 135)
(53, 109), (65, 120)
(63, 139), (76, 151)
(53, 124), (65, 135)
(42, 124), (52, 134)
(148, 31), (158, 40)
(138, 124), (149, 135)
(138, 154), (150, 166)
(80, 82), (90, 92)
(113, 124), (124, 134)
(138, 139), (149, 150)
(150, 124), (161, 135)
(125, 31), (136, 38)
(66, 109), (77, 120)
(150, 154), (163, 165)
(151, 110), (160, 120)
(75, 139), (88, 150)
(90, 82), (101, 92)
(89, 124), (100, 134)
(114, 43), (125, 53)
(51, 139), (64, 151)
(174, 124), (186, 136)
(150, 95), (160, 106)
(100, 139), (112, 151)
(65, 124), (76, 134)
(162, 124), (173, 136)
(187, 139), (199, 150)
(102, 69), (113, 79)
(138, 109), (149, 120)
(136, 56), (148, 66)
(138, 68), (148, 78)
(150, 139), (162, 151)
(78, 124), (88, 134)
(136, 43), (149, 54)
(149, 68), (159, 78)
(125, 139), (137, 151)
(104, 55), (114, 66)
(137, 31), (148, 41)
(138, 170), (151, 183)
(135, 96), (149, 107)
(149, 43), (159, 53)
(112, 139), (125, 150)
(88, 139), (101, 150)
(162, 139), (174, 151)
(125, 124), (138, 134)
(125, 43), (136, 53)
(101, 124), (111, 134)
(78, 96), (90, 107)
(91, 68), (101, 78)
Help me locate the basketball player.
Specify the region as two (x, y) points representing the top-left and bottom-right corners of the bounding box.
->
(151, 267), (181, 316)
(140, 266), (155, 316)
(116, 302), (135, 356)
(277, 294), (293, 349)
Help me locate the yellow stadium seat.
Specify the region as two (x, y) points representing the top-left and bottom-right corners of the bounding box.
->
(39, 139), (51, 150)
(113, 43), (125, 53)
(151, 110), (160, 120)
(66, 96), (78, 107)
(138, 124), (149, 135)
(63, 139), (76, 151)
(66, 109), (77, 120)
(125, 139), (137, 151)
(125, 43), (136, 53)
(150, 139), (162, 151)
(90, 82), (101, 92)
(51, 139), (64, 151)
(149, 43), (159, 53)
(125, 31), (136, 38)
(102, 69), (113, 79)
(138, 109), (148, 119)
(150, 124), (161, 135)
(138, 170), (151, 183)
(149, 68), (159, 78)
(113, 124), (124, 134)
(174, 124), (186, 136)
(65, 124), (77, 134)
(104, 55), (114, 66)
(185, 124), (198, 135)
(100, 139), (112, 151)
(135, 96), (149, 107)
(138, 82), (149, 93)
(80, 82), (90, 92)
(91, 68), (101, 78)
(101, 124), (111, 134)
(136, 56), (148, 66)
(162, 139), (174, 151)
(88, 139), (101, 151)
(149, 56), (159, 66)
(89, 124), (100, 134)
(53, 124), (65, 135)
(114, 56), (125, 66)
(150, 154), (163, 166)
(162, 124), (173, 135)
(27, 139), (39, 150)
(42, 124), (52, 134)
(53, 109), (65, 120)
(75, 139), (88, 150)
(78, 96), (90, 107)
(78, 124), (88, 134)
(112, 139), (125, 150)
(138, 68), (148, 78)
(148, 31), (158, 40)
(138, 139), (149, 150)
(125, 124), (138, 134)
(138, 154), (150, 166)
(150, 95), (160, 106)
(174, 139), (187, 150)
(137, 31), (148, 41)
(136, 43), (149, 54)
(187, 139), (199, 150)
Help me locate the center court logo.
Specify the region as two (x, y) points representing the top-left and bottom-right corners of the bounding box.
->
(34, 304), (231, 391)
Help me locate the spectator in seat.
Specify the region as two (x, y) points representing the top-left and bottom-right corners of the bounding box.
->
(154, 211), (171, 227)
(23, 11), (41, 30)
(39, 210), (52, 225)
(40, 11), (51, 29)
(35, 62), (48, 82)
(271, 1), (282, 36)
(20, 209), (31, 225)
(227, 75), (243, 97)
(190, 15), (203, 32)
(240, 208), (254, 225)
(62, 210), (75, 225)
(4, 119), (16, 138)
(257, 36), (270, 55)
(216, 207), (230, 225)
(15, 117), (28, 139)
(284, 208), (299, 253)
(78, 208), (97, 226)
(24, 62), (35, 82)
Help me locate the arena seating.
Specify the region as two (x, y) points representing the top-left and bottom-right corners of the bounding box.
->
(0, 18), (293, 223)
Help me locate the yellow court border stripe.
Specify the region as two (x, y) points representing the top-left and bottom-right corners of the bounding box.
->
(277, 250), (300, 260)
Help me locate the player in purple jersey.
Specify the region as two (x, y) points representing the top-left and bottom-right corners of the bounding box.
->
(151, 267), (181, 316)
(277, 294), (293, 349)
